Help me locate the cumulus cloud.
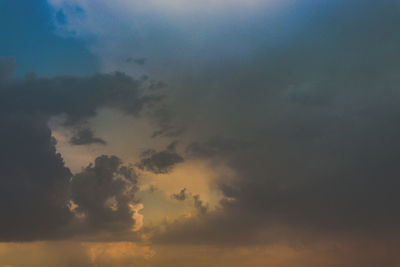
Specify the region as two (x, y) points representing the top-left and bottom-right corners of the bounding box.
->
(170, 189), (208, 215)
(0, 112), (72, 241)
(137, 142), (184, 174)
(171, 188), (188, 201)
(71, 155), (138, 231)
(193, 195), (208, 216)
(70, 128), (106, 145)
(0, 58), (159, 241)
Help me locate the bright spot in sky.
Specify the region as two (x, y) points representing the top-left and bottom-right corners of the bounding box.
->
(135, 0), (268, 12)
(48, 0), (277, 15)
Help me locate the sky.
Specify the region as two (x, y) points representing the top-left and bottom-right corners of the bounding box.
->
(1, 0), (400, 266)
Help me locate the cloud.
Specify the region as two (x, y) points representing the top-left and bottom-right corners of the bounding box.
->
(171, 188), (187, 201)
(5, 0), (397, 250)
(185, 136), (247, 158)
(1, 239), (400, 267)
(0, 69), (161, 125)
(141, 0), (400, 246)
(70, 128), (106, 145)
(0, 112), (73, 241)
(170, 189), (208, 215)
(46, 0), (282, 78)
(4, 1), (400, 260)
(71, 155), (138, 231)
(0, 58), (159, 241)
(137, 142), (184, 174)
(192, 195), (208, 216)
(0, 241), (155, 267)
(4, 0), (399, 264)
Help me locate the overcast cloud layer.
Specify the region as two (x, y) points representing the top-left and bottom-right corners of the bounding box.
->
(2, 0), (400, 266)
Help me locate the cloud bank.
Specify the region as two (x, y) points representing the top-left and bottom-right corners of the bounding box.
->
(3, 0), (400, 265)
(0, 58), (159, 241)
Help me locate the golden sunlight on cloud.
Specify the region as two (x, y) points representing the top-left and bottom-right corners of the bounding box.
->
(131, 203), (145, 231)
(0, 238), (398, 267)
(0, 242), (154, 267)
(51, 109), (236, 226)
(143, 160), (218, 199)
(50, 108), (165, 173)
(139, 159), (235, 223)
(50, 109), (236, 227)
(82, 242), (155, 263)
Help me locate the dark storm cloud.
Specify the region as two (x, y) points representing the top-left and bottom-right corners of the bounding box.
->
(150, 106), (186, 138)
(71, 155), (138, 231)
(137, 142), (184, 174)
(0, 58), (159, 240)
(70, 128), (106, 145)
(150, 0), (400, 245)
(185, 136), (247, 158)
(0, 70), (161, 125)
(0, 112), (72, 241)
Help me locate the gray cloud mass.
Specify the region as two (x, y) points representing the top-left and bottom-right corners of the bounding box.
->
(137, 142), (184, 174)
(150, 0), (400, 245)
(0, 58), (159, 241)
(70, 128), (106, 145)
(71, 155), (138, 232)
(3, 0), (400, 253)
